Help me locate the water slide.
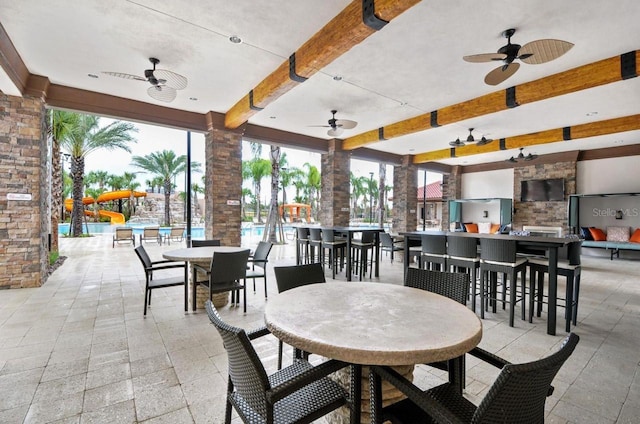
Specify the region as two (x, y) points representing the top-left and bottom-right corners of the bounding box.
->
(64, 190), (147, 225)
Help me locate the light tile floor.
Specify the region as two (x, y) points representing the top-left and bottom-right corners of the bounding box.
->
(0, 235), (638, 423)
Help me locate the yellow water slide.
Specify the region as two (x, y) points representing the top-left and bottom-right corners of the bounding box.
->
(64, 190), (147, 225)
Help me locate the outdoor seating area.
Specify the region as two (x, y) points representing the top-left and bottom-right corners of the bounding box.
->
(0, 234), (637, 423)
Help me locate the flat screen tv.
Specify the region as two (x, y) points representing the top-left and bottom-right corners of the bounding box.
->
(521, 178), (565, 202)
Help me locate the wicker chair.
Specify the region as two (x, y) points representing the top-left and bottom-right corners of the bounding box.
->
(308, 228), (323, 263)
(528, 240), (582, 332)
(295, 227), (310, 264)
(404, 268), (470, 390)
(380, 232), (404, 263)
(193, 249), (250, 312)
(205, 300), (351, 424)
(191, 239), (221, 247)
(351, 230), (376, 280)
(420, 234), (448, 271)
(446, 235), (481, 312)
(370, 333), (580, 424)
(321, 229), (347, 279)
(479, 238), (528, 327)
(273, 263), (326, 370)
(246, 241), (273, 299)
(134, 246), (187, 316)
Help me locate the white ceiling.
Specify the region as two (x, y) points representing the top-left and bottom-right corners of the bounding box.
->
(1, 0), (639, 166)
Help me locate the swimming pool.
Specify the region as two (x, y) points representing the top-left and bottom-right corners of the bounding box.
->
(57, 223), (283, 238)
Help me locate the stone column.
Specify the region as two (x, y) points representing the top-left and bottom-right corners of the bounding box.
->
(391, 156), (417, 233)
(320, 139), (350, 227)
(204, 115), (243, 246)
(0, 93), (48, 288)
(441, 166), (462, 231)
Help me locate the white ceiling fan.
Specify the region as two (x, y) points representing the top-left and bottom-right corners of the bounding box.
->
(103, 57), (187, 102)
(310, 110), (358, 137)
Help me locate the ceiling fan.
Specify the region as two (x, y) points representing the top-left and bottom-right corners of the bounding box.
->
(506, 147), (538, 163)
(448, 128), (493, 147)
(311, 110), (358, 137)
(103, 57), (187, 102)
(463, 28), (573, 86)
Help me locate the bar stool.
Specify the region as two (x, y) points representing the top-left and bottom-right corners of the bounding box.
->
(321, 230), (347, 279)
(479, 238), (528, 327)
(351, 230), (375, 281)
(446, 235), (481, 311)
(420, 234), (447, 271)
(295, 227), (310, 264)
(527, 240), (582, 332)
(308, 228), (322, 263)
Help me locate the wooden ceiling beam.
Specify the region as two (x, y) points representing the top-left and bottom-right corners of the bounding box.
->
(343, 50), (639, 150)
(413, 114), (640, 163)
(224, 0), (420, 129)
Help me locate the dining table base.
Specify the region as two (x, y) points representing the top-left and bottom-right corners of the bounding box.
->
(328, 364), (413, 424)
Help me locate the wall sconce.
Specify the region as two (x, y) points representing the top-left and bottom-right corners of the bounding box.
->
(615, 210), (623, 219)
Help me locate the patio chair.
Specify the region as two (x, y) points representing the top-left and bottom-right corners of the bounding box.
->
(205, 300), (350, 424)
(193, 249), (250, 312)
(370, 333), (580, 424)
(139, 226), (162, 245)
(165, 226), (185, 245)
(273, 263), (326, 369)
(191, 239), (221, 247)
(134, 245), (187, 316)
(245, 241), (273, 299)
(112, 227), (135, 248)
(380, 232), (403, 263)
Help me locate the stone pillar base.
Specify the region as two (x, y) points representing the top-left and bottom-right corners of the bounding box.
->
(195, 285), (229, 309)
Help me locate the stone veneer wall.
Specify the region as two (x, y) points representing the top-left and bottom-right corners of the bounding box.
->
(0, 93), (48, 288)
(320, 139), (350, 226)
(204, 128), (242, 246)
(513, 161), (576, 232)
(391, 156), (417, 232)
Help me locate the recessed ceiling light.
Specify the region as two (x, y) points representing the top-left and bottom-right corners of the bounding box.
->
(586, 111), (598, 116)
(229, 35), (242, 44)
(333, 75), (342, 81)
(87, 74), (98, 78)
(409, 148), (415, 152)
(189, 97), (198, 101)
(270, 116), (276, 119)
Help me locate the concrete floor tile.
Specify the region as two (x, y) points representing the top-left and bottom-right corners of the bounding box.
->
(83, 379), (134, 413)
(79, 399), (136, 424)
(130, 353), (172, 378)
(86, 361), (131, 390)
(0, 404), (29, 424)
(140, 407), (194, 424)
(23, 391), (83, 424)
(134, 385), (187, 422)
(133, 368), (179, 393)
(33, 373), (86, 404)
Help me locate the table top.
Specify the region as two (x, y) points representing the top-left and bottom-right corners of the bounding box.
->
(264, 282), (482, 366)
(162, 246), (248, 261)
(401, 230), (573, 246)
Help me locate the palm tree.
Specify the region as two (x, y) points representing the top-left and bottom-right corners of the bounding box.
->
(59, 114), (137, 236)
(242, 157), (271, 222)
(122, 172), (140, 218)
(304, 163), (321, 220)
(48, 110), (79, 249)
(131, 150), (201, 226)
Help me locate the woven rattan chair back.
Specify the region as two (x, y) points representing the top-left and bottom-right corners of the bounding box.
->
(567, 240), (581, 265)
(379, 232), (395, 249)
(480, 238), (517, 263)
(274, 263), (326, 293)
(472, 333), (579, 423)
(134, 245), (153, 269)
(205, 301), (271, 417)
(251, 241), (273, 265)
(191, 239), (221, 247)
(309, 228), (322, 242)
(358, 230), (375, 244)
(296, 227), (310, 240)
(209, 250), (251, 284)
(447, 235), (478, 259)
(420, 234), (447, 255)
(404, 268), (469, 305)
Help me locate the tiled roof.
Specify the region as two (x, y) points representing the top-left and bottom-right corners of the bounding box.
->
(417, 181), (442, 200)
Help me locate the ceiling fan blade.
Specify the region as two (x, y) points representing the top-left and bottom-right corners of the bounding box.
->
(335, 119), (357, 130)
(484, 62), (520, 86)
(308, 125), (332, 128)
(327, 127), (343, 137)
(102, 71), (146, 82)
(463, 53), (507, 63)
(518, 39), (574, 65)
(153, 69), (188, 90)
(147, 85), (177, 102)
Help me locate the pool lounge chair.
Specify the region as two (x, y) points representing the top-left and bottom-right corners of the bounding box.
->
(113, 227), (135, 248)
(165, 226), (185, 245)
(140, 226), (162, 245)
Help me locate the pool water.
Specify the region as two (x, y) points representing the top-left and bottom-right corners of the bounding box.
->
(58, 223), (280, 238)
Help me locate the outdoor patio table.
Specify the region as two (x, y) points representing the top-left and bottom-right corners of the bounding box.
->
(402, 231), (571, 335)
(163, 246), (247, 310)
(264, 282), (482, 423)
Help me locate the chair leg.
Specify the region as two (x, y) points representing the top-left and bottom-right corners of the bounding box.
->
(277, 340), (283, 370)
(572, 271), (581, 325)
(243, 285), (247, 313)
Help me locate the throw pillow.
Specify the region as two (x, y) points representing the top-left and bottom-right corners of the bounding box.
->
(588, 227), (607, 241)
(464, 223), (478, 233)
(606, 226), (630, 242)
(490, 224), (501, 234)
(478, 222), (491, 234)
(630, 229), (640, 243)
(580, 226), (593, 240)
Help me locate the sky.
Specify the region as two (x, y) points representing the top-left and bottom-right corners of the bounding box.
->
(80, 118), (441, 198)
